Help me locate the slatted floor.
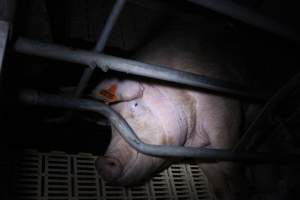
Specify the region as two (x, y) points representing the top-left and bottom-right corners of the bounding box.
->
(13, 150), (210, 200)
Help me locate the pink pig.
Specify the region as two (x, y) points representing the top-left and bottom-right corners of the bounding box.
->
(92, 20), (245, 199)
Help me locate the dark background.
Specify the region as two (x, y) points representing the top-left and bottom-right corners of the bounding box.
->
(1, 0), (300, 199)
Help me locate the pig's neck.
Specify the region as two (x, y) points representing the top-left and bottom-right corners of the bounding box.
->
(154, 85), (206, 147)
(148, 84), (210, 148)
(182, 92), (211, 148)
(149, 85), (190, 145)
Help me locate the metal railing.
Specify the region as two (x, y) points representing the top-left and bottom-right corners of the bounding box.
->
(12, 0), (300, 162)
(19, 90), (300, 163)
(15, 37), (266, 101)
(51, 0), (126, 123)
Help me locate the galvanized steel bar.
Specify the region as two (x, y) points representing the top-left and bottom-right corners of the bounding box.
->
(15, 38), (266, 101)
(94, 0), (126, 53)
(0, 20), (9, 73)
(188, 0), (299, 42)
(19, 90), (300, 163)
(0, 0), (15, 73)
(74, 0), (126, 98)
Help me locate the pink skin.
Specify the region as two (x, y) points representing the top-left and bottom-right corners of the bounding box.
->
(93, 80), (241, 191)
(92, 20), (245, 199)
(94, 82), (189, 185)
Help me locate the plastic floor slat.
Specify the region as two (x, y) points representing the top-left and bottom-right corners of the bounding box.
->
(13, 150), (211, 200)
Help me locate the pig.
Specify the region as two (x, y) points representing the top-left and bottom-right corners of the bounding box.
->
(92, 19), (246, 200)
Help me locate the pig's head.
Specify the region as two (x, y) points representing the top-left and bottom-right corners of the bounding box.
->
(91, 79), (190, 186)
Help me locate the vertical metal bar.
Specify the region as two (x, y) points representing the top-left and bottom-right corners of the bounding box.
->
(74, 64), (96, 97)
(94, 0), (126, 53)
(57, 0), (126, 123)
(47, 64), (97, 123)
(0, 0), (15, 73)
(73, 0), (126, 99)
(0, 20), (9, 74)
(1, 0), (15, 129)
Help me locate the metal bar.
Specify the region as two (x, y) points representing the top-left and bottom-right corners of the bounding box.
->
(188, 0), (299, 42)
(233, 71), (300, 152)
(0, 20), (9, 73)
(74, 0), (126, 98)
(15, 38), (267, 101)
(74, 64), (97, 97)
(19, 90), (300, 163)
(46, 64), (97, 123)
(94, 0), (126, 53)
(72, 63), (96, 100)
(0, 0), (15, 73)
(61, 0), (126, 122)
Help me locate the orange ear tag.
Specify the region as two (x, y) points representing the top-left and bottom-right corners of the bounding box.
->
(98, 84), (118, 103)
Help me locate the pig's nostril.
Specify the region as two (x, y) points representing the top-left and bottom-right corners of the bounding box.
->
(95, 157), (122, 182)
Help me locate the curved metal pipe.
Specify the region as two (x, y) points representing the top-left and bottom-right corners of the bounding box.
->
(19, 90), (300, 163)
(15, 38), (267, 101)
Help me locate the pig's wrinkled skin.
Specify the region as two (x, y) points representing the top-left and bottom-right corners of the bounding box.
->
(92, 20), (245, 200)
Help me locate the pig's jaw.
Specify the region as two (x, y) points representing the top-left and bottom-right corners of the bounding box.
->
(105, 152), (158, 186)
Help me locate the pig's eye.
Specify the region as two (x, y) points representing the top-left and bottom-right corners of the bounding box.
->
(131, 101), (139, 109)
(130, 101), (139, 110)
(129, 100), (147, 118)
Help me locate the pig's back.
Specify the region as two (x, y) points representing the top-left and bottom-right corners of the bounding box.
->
(134, 19), (245, 83)
(134, 20), (242, 146)
(134, 20), (244, 199)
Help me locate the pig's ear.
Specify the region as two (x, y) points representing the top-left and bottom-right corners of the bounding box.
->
(91, 79), (144, 103)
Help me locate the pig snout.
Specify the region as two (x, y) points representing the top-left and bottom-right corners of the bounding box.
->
(95, 131), (165, 186)
(95, 156), (123, 182)
(92, 81), (190, 186)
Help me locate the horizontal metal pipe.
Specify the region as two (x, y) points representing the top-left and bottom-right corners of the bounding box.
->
(19, 90), (300, 163)
(189, 0), (299, 42)
(15, 38), (266, 101)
